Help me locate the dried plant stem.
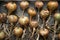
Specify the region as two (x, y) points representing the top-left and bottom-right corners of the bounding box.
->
(46, 12), (51, 26)
(29, 16), (32, 32)
(30, 16), (32, 21)
(31, 28), (36, 37)
(22, 28), (26, 38)
(9, 23), (13, 34)
(22, 10), (25, 16)
(36, 34), (39, 40)
(8, 10), (12, 15)
(3, 24), (11, 40)
(52, 21), (57, 40)
(7, 23), (14, 40)
(41, 19), (45, 28)
(3, 24), (9, 36)
(29, 27), (31, 32)
(37, 9), (41, 28)
(37, 9), (40, 23)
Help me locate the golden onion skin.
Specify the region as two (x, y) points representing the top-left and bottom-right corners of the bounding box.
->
(7, 15), (18, 23)
(20, 1), (29, 10)
(58, 34), (60, 39)
(54, 13), (60, 22)
(0, 13), (7, 22)
(47, 1), (58, 11)
(40, 9), (49, 20)
(30, 21), (38, 28)
(35, 1), (44, 9)
(6, 2), (17, 12)
(39, 28), (49, 37)
(19, 16), (29, 25)
(28, 7), (36, 17)
(13, 27), (23, 37)
(0, 31), (5, 39)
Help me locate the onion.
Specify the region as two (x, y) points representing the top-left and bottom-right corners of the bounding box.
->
(39, 28), (49, 37)
(0, 31), (5, 39)
(7, 15), (18, 23)
(37, 28), (49, 40)
(0, 13), (7, 22)
(13, 27), (23, 37)
(30, 21), (38, 28)
(28, 7), (36, 17)
(58, 33), (60, 39)
(47, 1), (58, 11)
(5, 2), (17, 15)
(19, 16), (29, 25)
(54, 13), (60, 22)
(40, 9), (49, 20)
(35, 1), (44, 9)
(29, 20), (38, 37)
(20, 1), (29, 10)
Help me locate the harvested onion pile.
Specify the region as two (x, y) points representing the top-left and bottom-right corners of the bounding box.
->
(0, 0), (60, 40)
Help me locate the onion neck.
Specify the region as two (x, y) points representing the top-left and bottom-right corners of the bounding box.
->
(37, 9), (40, 23)
(8, 10), (12, 15)
(30, 16), (32, 22)
(41, 19), (45, 29)
(46, 11), (51, 26)
(22, 10), (25, 17)
(52, 20), (57, 40)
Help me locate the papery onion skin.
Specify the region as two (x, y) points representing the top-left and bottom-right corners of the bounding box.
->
(0, 13), (7, 22)
(39, 28), (49, 37)
(19, 16), (29, 25)
(35, 1), (44, 9)
(7, 15), (18, 23)
(13, 27), (23, 37)
(58, 33), (60, 39)
(47, 1), (58, 11)
(20, 1), (29, 10)
(6, 2), (17, 12)
(30, 21), (38, 28)
(28, 7), (36, 16)
(40, 9), (49, 20)
(0, 31), (5, 39)
(54, 13), (60, 22)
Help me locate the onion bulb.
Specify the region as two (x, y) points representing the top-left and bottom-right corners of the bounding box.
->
(20, 1), (29, 10)
(19, 16), (29, 25)
(5, 2), (17, 15)
(35, 1), (44, 9)
(13, 27), (23, 37)
(39, 28), (49, 37)
(0, 13), (7, 22)
(58, 33), (60, 39)
(0, 31), (5, 39)
(28, 7), (36, 17)
(54, 13), (60, 22)
(29, 20), (38, 37)
(47, 1), (58, 11)
(40, 9), (49, 20)
(30, 21), (38, 28)
(7, 15), (18, 23)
